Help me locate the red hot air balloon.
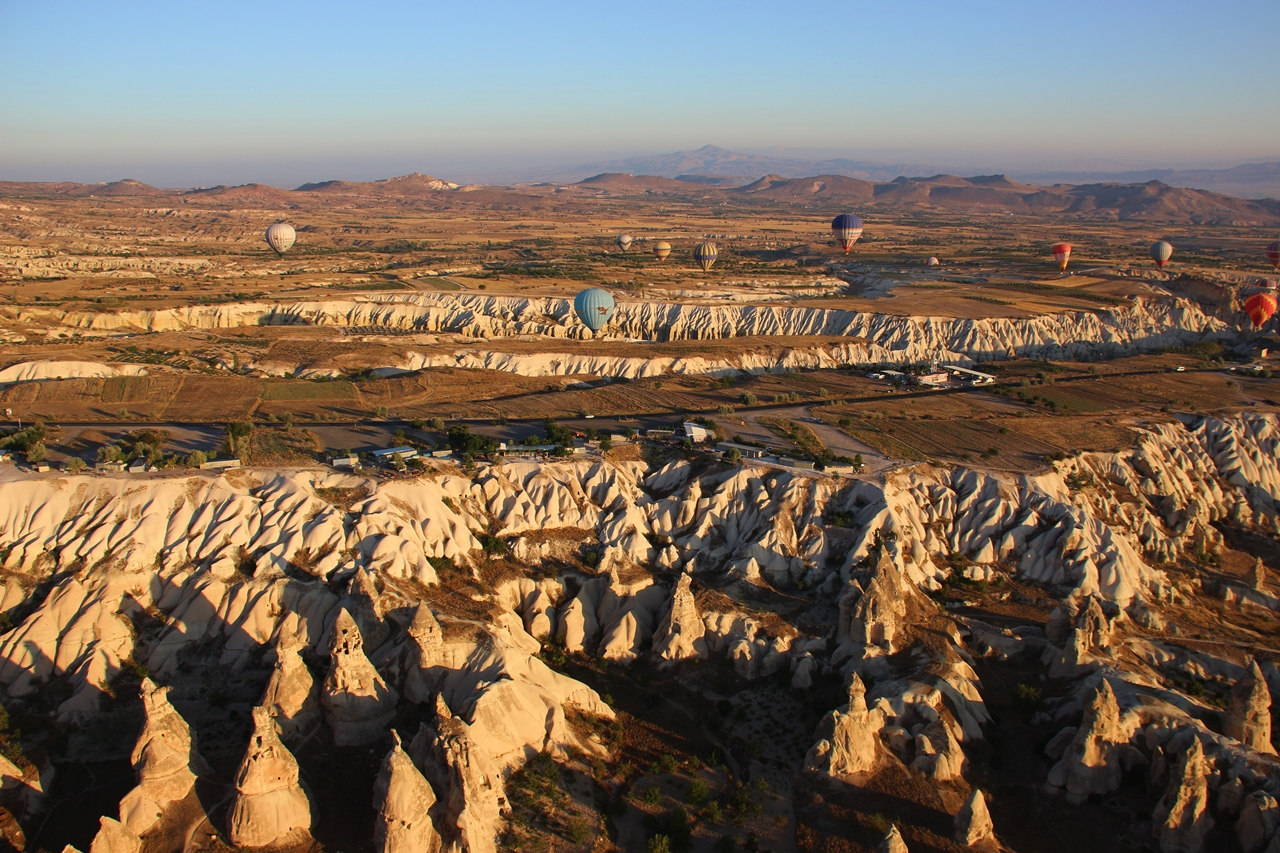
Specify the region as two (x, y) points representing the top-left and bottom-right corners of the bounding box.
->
(1267, 241), (1280, 270)
(1244, 291), (1278, 327)
(1052, 243), (1072, 271)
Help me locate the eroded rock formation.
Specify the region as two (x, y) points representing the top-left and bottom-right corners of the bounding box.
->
(954, 788), (995, 847)
(227, 707), (312, 849)
(1226, 660), (1276, 754)
(373, 731), (442, 853)
(322, 607), (399, 746)
(259, 635), (319, 741)
(117, 678), (209, 835)
(1154, 738), (1214, 853)
(804, 674), (882, 779)
(1047, 679), (1125, 802)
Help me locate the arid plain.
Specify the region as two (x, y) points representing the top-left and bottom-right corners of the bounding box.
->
(0, 169), (1279, 853)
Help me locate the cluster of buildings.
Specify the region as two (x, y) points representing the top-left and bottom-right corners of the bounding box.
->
(868, 365), (995, 388)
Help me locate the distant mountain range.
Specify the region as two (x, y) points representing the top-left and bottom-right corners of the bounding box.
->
(569, 145), (1280, 199)
(574, 171), (1280, 225)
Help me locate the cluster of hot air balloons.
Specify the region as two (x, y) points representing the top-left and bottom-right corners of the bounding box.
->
(1051, 240), (1175, 272)
(610, 234), (716, 269)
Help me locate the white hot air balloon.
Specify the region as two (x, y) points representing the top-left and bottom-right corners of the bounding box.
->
(265, 222), (297, 256)
(616, 234), (633, 253)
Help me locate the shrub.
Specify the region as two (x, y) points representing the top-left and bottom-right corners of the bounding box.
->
(643, 785), (662, 805)
(186, 450), (207, 468)
(648, 836), (672, 853)
(687, 778), (709, 806)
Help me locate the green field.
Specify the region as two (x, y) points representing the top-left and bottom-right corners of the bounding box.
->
(261, 380), (357, 401)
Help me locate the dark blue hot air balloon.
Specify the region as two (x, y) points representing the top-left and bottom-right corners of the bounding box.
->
(574, 288), (616, 333)
(693, 241), (718, 271)
(831, 214), (863, 252)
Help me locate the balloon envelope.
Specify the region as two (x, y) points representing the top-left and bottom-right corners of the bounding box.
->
(1244, 291), (1278, 328)
(574, 288), (616, 333)
(693, 242), (718, 271)
(831, 214), (864, 252)
(1052, 242), (1072, 271)
(616, 234), (633, 252)
(1150, 241), (1173, 268)
(926, 257), (940, 267)
(1267, 241), (1280, 270)
(652, 241), (672, 261)
(265, 222), (296, 256)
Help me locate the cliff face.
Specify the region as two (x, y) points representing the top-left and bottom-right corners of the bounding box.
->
(41, 292), (1231, 366)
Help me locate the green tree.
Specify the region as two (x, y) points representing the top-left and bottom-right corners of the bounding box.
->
(66, 457), (86, 474)
(648, 835), (672, 853)
(186, 450), (208, 468)
(739, 392), (757, 406)
(25, 443), (46, 464)
(428, 416), (445, 430)
(724, 448), (742, 465)
(373, 405), (389, 419)
(853, 453), (864, 471)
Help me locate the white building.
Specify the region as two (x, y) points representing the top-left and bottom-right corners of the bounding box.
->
(683, 421), (711, 443)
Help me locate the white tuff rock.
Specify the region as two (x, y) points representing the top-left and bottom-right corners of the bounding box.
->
(322, 607), (399, 746)
(1225, 660), (1276, 755)
(227, 706), (312, 849)
(117, 678), (209, 835)
(373, 731), (442, 853)
(954, 788), (995, 846)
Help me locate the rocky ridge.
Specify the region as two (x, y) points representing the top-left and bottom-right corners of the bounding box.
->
(1, 412), (1280, 849)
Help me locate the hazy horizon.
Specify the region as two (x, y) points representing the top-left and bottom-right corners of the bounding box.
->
(2, 1), (1277, 188)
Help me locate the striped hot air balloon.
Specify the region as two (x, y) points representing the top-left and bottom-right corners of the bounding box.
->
(652, 241), (672, 262)
(1052, 243), (1072, 271)
(1244, 291), (1278, 328)
(616, 234), (633, 253)
(573, 288), (616, 333)
(1150, 241), (1173, 269)
(1267, 241), (1280, 270)
(265, 222), (296, 256)
(831, 214), (863, 253)
(693, 242), (718, 271)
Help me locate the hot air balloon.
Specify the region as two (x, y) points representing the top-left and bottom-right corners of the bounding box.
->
(652, 241), (672, 262)
(616, 234), (633, 253)
(1150, 241), (1173, 269)
(1052, 242), (1072, 271)
(693, 242), (718, 271)
(574, 288), (616, 333)
(926, 257), (940, 267)
(1267, 241), (1280, 270)
(1244, 291), (1278, 328)
(831, 214), (863, 253)
(265, 222), (296, 256)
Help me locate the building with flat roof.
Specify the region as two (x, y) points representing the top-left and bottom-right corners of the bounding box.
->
(914, 371), (950, 387)
(715, 441), (766, 459)
(683, 422), (711, 443)
(371, 446), (418, 462)
(945, 366), (996, 385)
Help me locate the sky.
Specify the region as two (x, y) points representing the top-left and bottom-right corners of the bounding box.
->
(1, 0), (1277, 187)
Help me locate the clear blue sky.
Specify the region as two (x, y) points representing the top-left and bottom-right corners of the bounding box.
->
(1, 0), (1276, 186)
